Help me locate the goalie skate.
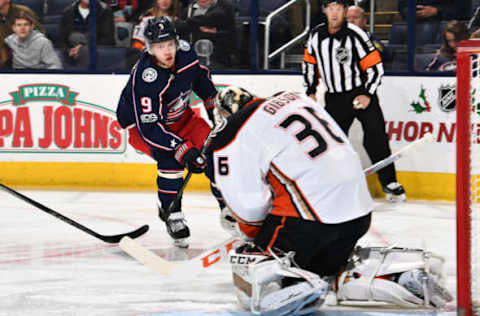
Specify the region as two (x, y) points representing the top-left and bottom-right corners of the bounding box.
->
(383, 182), (406, 202)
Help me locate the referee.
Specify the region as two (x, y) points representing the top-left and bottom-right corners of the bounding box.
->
(303, 0), (405, 201)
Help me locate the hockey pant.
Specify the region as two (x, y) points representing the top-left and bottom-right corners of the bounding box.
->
(324, 89), (397, 187)
(126, 113), (214, 215)
(253, 213), (371, 277)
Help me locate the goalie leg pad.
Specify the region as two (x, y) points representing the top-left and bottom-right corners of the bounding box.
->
(229, 246), (328, 315)
(336, 246), (452, 308)
(397, 269), (453, 308)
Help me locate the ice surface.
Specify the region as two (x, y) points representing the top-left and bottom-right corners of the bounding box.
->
(0, 190), (457, 316)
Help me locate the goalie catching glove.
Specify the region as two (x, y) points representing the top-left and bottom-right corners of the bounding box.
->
(174, 140), (206, 173)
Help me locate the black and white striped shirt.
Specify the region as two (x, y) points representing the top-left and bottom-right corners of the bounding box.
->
(303, 22), (384, 96)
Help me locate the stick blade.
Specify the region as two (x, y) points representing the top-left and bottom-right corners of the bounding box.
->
(100, 225), (149, 243)
(119, 236), (175, 275)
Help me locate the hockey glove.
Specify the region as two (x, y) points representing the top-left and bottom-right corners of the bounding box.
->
(174, 141), (206, 173)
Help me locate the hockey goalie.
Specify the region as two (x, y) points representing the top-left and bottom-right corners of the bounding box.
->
(208, 86), (452, 315)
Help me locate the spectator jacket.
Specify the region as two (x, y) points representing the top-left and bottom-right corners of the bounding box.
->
(5, 30), (62, 69)
(175, 0), (236, 62)
(58, 0), (115, 47)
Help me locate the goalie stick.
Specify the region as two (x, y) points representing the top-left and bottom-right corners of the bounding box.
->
(364, 132), (434, 176)
(120, 133), (434, 275)
(0, 183), (149, 243)
(120, 235), (242, 277)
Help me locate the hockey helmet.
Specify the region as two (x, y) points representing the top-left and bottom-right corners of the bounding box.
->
(323, 0), (349, 8)
(144, 17), (178, 45)
(215, 86), (255, 118)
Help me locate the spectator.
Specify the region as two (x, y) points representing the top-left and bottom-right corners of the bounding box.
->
(131, 0), (180, 51)
(5, 11), (62, 69)
(0, 0), (43, 42)
(174, 0), (236, 69)
(105, 0), (156, 23)
(346, 5), (390, 62)
(398, 0), (471, 22)
(58, 0), (115, 68)
(426, 20), (469, 71)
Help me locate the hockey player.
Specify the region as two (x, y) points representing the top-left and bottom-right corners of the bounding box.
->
(116, 17), (217, 247)
(210, 87), (452, 314)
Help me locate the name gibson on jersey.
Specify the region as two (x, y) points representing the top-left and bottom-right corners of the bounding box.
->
(262, 92), (302, 115)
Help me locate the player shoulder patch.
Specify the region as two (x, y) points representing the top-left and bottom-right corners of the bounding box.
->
(178, 40), (191, 52)
(142, 67), (158, 83)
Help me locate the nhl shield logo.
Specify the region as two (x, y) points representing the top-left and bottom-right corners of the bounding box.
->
(438, 84), (456, 112)
(335, 47), (350, 64)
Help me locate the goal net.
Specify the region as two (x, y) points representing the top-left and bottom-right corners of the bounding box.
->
(457, 40), (480, 316)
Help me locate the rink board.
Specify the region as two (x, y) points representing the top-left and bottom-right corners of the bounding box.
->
(0, 74), (457, 200)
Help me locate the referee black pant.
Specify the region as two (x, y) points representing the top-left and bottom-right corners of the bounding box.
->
(324, 87), (397, 187)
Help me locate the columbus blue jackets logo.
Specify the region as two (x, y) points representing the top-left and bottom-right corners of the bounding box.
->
(438, 84), (456, 112)
(142, 67), (158, 83)
(335, 47), (350, 64)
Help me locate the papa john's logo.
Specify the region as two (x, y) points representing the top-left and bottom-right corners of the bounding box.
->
(438, 84), (456, 112)
(0, 84), (126, 153)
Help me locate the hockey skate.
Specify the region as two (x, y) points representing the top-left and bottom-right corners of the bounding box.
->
(159, 209), (190, 248)
(383, 182), (406, 202)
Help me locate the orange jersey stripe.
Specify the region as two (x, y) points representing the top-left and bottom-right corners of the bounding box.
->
(303, 48), (317, 64)
(268, 163), (321, 222)
(238, 222), (261, 239)
(267, 170), (301, 218)
(359, 50), (381, 72)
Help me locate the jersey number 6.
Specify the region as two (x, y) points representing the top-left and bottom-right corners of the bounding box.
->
(278, 106), (344, 158)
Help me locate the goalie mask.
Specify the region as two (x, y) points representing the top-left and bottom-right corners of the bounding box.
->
(144, 17), (178, 54)
(214, 86), (255, 119)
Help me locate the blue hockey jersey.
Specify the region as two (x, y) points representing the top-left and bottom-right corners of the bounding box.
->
(116, 40), (217, 152)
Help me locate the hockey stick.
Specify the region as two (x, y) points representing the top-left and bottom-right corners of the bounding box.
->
(165, 118), (227, 220)
(364, 132), (434, 176)
(0, 183), (149, 243)
(120, 235), (241, 277)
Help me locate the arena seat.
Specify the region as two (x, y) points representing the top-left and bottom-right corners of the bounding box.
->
(415, 52), (436, 71)
(43, 0), (73, 23)
(389, 22), (440, 46)
(96, 47), (127, 70)
(42, 23), (59, 43)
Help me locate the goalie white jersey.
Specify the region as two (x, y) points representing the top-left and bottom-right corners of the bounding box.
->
(211, 92), (373, 236)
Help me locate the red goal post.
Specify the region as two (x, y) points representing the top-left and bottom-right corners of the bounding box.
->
(457, 40), (480, 316)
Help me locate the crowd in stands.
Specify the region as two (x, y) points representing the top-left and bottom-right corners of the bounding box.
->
(1, 0), (480, 72)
